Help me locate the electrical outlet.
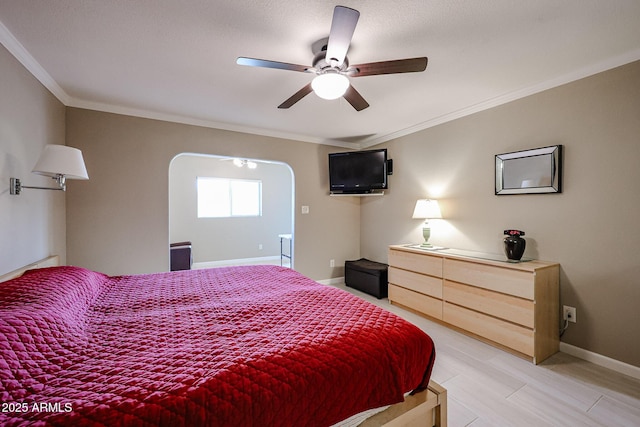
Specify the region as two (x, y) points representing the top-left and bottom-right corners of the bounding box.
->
(329, 259), (335, 268)
(258, 244), (263, 250)
(563, 305), (577, 323)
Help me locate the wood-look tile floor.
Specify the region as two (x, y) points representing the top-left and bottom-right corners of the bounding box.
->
(334, 283), (640, 427)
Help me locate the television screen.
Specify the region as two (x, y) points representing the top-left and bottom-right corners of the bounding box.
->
(329, 149), (388, 193)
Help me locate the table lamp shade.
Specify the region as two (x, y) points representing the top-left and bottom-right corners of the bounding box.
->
(412, 199), (442, 219)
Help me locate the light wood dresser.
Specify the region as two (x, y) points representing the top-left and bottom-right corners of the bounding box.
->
(388, 244), (560, 364)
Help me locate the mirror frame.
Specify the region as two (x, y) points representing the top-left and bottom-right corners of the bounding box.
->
(495, 145), (563, 195)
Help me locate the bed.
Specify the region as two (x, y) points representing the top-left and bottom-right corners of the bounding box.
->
(1, 257), (446, 426)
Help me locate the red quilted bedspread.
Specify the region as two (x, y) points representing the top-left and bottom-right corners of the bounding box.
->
(1, 265), (435, 426)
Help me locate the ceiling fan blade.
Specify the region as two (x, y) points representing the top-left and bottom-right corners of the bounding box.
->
(278, 83), (313, 109)
(237, 57), (312, 73)
(343, 85), (369, 111)
(350, 57), (428, 77)
(325, 6), (360, 67)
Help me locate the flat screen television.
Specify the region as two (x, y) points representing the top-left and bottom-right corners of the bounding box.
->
(328, 148), (388, 194)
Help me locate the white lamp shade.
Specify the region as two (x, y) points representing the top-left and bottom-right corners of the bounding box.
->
(32, 145), (89, 180)
(311, 73), (350, 100)
(412, 199), (442, 219)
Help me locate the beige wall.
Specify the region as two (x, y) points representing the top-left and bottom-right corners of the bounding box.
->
(65, 109), (361, 279)
(0, 44), (66, 275)
(169, 153), (293, 262)
(361, 60), (640, 367)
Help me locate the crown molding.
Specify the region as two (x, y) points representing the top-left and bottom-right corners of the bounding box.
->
(0, 20), (70, 105)
(3, 16), (639, 151)
(359, 48), (640, 149)
(66, 97), (350, 147)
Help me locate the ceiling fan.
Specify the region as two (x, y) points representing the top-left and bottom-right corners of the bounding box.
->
(236, 5), (428, 111)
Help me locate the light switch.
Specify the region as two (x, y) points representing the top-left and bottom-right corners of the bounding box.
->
(301, 206), (310, 214)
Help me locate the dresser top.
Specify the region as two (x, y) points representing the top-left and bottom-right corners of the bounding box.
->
(389, 244), (559, 272)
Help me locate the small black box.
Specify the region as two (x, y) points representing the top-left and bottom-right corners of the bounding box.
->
(345, 258), (388, 299)
(170, 241), (192, 271)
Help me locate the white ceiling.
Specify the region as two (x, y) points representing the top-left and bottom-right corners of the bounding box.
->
(1, 0), (639, 148)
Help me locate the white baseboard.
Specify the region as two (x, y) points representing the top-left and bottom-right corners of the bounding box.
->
(193, 256), (282, 269)
(559, 342), (640, 380)
(317, 276), (345, 286)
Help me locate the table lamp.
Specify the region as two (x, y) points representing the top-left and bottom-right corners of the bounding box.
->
(412, 199), (442, 247)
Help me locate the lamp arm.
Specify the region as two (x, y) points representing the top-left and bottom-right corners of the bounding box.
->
(10, 176), (66, 195)
(20, 185), (65, 191)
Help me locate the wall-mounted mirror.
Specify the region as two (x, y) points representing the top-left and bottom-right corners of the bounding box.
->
(495, 145), (562, 195)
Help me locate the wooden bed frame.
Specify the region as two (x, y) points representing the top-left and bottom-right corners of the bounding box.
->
(0, 255), (447, 427)
(362, 381), (447, 427)
(0, 255), (60, 282)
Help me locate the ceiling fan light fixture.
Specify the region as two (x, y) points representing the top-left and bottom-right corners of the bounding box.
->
(311, 73), (349, 100)
(237, 6), (427, 111)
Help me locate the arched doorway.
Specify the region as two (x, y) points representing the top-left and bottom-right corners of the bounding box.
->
(169, 153), (294, 269)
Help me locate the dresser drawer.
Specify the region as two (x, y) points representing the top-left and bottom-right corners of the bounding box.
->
(444, 258), (534, 300)
(389, 249), (442, 277)
(389, 284), (442, 320)
(443, 280), (534, 328)
(389, 267), (442, 299)
(443, 302), (534, 356)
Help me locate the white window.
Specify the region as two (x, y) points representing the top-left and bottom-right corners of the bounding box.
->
(197, 177), (262, 218)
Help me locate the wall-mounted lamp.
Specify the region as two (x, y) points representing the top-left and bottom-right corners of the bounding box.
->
(412, 199), (442, 247)
(10, 144), (89, 195)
